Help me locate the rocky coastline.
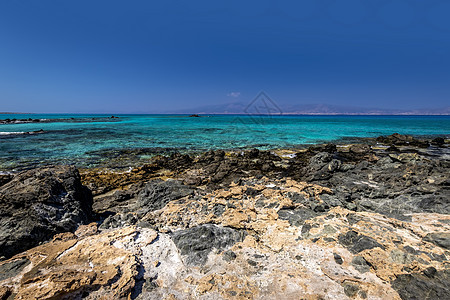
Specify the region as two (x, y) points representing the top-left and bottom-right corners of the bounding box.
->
(0, 116), (119, 125)
(0, 133), (449, 299)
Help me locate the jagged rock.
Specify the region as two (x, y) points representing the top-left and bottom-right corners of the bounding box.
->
(351, 255), (371, 273)
(172, 224), (246, 265)
(0, 166), (93, 258)
(338, 230), (385, 253)
(136, 179), (194, 213)
(1, 175), (449, 299)
(98, 179), (196, 230)
(391, 269), (450, 300)
(308, 152), (333, 170)
(0, 225), (158, 299)
(431, 137), (445, 146)
(310, 143), (337, 153)
(2, 136), (448, 299)
(376, 133), (430, 147)
(423, 232), (450, 250)
(277, 207), (319, 226)
(349, 144), (371, 154)
(81, 164), (162, 196)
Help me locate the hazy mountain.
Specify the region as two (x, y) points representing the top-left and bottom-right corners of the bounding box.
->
(166, 101), (450, 115)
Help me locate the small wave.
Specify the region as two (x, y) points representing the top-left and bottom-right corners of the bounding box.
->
(0, 130), (44, 136)
(0, 132), (28, 135)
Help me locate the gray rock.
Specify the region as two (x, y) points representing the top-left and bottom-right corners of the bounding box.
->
(99, 212), (138, 230)
(277, 207), (319, 227)
(308, 152), (333, 171)
(172, 224), (246, 266)
(321, 194), (343, 207)
(351, 256), (371, 273)
(0, 166), (93, 258)
(343, 283), (360, 297)
(322, 149), (450, 220)
(333, 253), (343, 264)
(338, 230), (385, 254)
(223, 250), (237, 262)
(136, 179), (194, 213)
(391, 269), (450, 300)
(349, 144), (371, 154)
(423, 232), (450, 250)
(0, 258), (30, 281)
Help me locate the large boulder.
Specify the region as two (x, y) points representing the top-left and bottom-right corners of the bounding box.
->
(0, 166), (93, 258)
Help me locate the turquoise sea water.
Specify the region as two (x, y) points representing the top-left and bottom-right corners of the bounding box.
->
(1, 114), (449, 171)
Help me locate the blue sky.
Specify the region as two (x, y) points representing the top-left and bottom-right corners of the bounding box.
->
(0, 0), (449, 113)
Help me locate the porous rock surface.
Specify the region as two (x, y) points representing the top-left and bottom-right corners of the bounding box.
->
(1, 134), (449, 299)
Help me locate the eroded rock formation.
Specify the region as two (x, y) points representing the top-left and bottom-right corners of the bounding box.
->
(0, 134), (449, 299)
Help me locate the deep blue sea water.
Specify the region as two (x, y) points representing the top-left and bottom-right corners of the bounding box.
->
(1, 114), (449, 171)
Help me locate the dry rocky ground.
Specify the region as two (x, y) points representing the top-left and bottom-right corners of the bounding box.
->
(0, 134), (449, 299)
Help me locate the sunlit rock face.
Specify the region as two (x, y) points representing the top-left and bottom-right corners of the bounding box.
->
(0, 135), (449, 299)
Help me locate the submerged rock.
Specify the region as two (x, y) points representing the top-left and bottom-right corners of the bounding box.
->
(0, 166), (93, 258)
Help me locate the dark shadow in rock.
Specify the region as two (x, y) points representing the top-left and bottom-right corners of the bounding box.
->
(0, 166), (93, 258)
(0, 174), (13, 187)
(130, 260), (146, 300)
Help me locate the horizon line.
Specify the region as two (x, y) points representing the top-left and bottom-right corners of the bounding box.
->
(1, 112), (450, 116)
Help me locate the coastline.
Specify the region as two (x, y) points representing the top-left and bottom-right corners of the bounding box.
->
(1, 114), (449, 173)
(0, 133), (449, 299)
(1, 132), (449, 173)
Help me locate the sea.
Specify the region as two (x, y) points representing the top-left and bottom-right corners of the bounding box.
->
(1, 114), (449, 171)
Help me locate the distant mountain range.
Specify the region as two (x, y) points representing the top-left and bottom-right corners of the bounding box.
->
(167, 102), (450, 115)
(2, 103), (449, 115)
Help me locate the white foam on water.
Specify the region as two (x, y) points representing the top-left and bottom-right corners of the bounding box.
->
(0, 132), (28, 135)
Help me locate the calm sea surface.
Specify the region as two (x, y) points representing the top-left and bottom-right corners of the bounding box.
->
(1, 114), (449, 171)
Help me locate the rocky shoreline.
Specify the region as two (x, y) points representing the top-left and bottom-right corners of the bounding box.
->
(0, 133), (449, 299)
(0, 116), (120, 125)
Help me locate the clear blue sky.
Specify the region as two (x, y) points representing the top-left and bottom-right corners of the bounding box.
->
(0, 0), (449, 113)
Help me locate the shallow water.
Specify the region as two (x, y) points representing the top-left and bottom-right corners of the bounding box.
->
(1, 114), (449, 171)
